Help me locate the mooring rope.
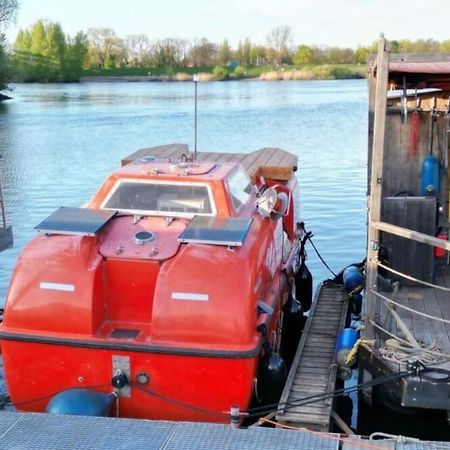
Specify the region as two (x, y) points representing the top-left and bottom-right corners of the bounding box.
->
(371, 288), (450, 325)
(373, 259), (450, 293)
(368, 319), (450, 363)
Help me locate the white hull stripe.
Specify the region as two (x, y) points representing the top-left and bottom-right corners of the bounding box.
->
(39, 282), (75, 292)
(171, 292), (209, 301)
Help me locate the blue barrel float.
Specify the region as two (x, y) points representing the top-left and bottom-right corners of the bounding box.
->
(342, 265), (364, 292)
(420, 154), (440, 196)
(46, 389), (116, 416)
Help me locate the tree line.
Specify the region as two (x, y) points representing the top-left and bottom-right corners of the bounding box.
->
(0, 0), (18, 91)
(67, 25), (450, 70)
(2, 12), (450, 84)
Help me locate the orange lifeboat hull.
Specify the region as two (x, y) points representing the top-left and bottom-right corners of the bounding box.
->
(0, 158), (304, 421)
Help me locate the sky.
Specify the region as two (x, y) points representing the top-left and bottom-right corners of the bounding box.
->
(5, 0), (450, 48)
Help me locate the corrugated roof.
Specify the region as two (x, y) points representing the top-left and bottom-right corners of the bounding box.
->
(389, 61), (450, 75)
(369, 54), (450, 90)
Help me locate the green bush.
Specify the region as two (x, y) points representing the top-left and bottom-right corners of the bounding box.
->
(329, 66), (364, 79)
(212, 65), (229, 80)
(232, 66), (247, 79)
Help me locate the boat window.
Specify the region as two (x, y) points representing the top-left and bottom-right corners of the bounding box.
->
(227, 168), (252, 211)
(101, 180), (216, 217)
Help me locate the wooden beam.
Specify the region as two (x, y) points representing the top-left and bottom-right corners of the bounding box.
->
(365, 36), (390, 340)
(372, 220), (450, 251)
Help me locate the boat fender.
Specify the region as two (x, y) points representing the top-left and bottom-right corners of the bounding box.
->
(280, 272), (305, 369)
(256, 323), (267, 337)
(335, 328), (358, 369)
(350, 292), (363, 316)
(46, 388), (116, 417)
(257, 343), (287, 406)
(342, 266), (364, 292)
(295, 262), (313, 312)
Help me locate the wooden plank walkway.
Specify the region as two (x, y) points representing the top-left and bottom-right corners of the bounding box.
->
(277, 282), (348, 431)
(121, 143), (298, 181)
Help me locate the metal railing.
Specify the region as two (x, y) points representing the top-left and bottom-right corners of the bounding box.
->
(365, 218), (450, 365)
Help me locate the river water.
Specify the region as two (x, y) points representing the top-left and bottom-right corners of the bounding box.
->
(2, 80), (450, 439)
(0, 79), (368, 303)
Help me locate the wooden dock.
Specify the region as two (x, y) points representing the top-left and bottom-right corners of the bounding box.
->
(277, 282), (348, 431)
(363, 40), (450, 414)
(359, 270), (450, 410)
(122, 143), (298, 182)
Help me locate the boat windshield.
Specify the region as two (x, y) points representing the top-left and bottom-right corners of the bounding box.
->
(101, 180), (216, 217)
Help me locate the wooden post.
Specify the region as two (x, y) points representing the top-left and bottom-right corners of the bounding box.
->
(0, 174), (7, 228)
(365, 36), (390, 340)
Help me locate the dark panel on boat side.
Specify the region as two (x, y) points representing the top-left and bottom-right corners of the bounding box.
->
(35, 207), (117, 237)
(381, 196), (435, 284)
(178, 216), (252, 246)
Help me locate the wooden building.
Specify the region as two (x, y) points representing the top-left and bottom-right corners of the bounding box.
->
(360, 37), (450, 415)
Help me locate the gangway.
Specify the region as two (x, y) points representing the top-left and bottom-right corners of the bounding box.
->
(277, 282), (348, 431)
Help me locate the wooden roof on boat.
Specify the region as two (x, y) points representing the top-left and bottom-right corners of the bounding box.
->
(122, 144), (298, 181)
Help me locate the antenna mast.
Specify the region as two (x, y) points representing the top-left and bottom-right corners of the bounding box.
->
(193, 74), (199, 161)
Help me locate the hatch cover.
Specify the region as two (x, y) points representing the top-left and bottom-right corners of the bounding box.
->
(35, 207), (117, 237)
(178, 216), (252, 247)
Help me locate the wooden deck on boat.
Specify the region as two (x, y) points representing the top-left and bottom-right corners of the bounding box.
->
(277, 282), (348, 431)
(122, 143), (298, 181)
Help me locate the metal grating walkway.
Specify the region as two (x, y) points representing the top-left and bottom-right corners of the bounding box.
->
(277, 282), (348, 431)
(0, 412), (339, 450)
(0, 411), (447, 449)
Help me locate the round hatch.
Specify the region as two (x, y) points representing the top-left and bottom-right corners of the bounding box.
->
(133, 231), (155, 245)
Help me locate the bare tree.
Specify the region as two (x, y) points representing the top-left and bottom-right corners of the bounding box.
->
(0, 0), (18, 29)
(87, 27), (126, 68)
(216, 39), (232, 66)
(189, 38), (216, 67)
(151, 38), (188, 67)
(266, 25), (293, 65)
(125, 34), (151, 67)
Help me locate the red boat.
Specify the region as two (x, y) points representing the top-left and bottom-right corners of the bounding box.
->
(0, 146), (311, 422)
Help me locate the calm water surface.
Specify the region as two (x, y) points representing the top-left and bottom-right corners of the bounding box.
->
(3, 82), (450, 439)
(0, 79), (368, 303)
